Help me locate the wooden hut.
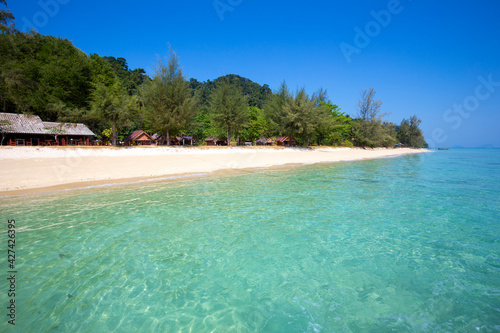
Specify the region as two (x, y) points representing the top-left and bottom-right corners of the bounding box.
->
(0, 112), (94, 146)
(151, 133), (164, 145)
(169, 136), (182, 145)
(152, 134), (194, 146)
(181, 135), (194, 146)
(256, 137), (275, 146)
(125, 130), (156, 145)
(276, 136), (298, 146)
(205, 136), (227, 146)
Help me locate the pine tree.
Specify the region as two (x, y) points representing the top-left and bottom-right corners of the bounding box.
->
(265, 81), (317, 146)
(143, 47), (196, 145)
(210, 78), (249, 146)
(352, 88), (396, 147)
(90, 82), (130, 145)
(398, 115), (426, 148)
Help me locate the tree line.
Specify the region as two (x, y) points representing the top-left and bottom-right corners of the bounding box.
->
(0, 3), (426, 147)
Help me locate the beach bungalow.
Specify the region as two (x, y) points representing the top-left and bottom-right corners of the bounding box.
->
(151, 133), (165, 145)
(181, 135), (194, 146)
(205, 136), (227, 146)
(152, 133), (194, 146)
(256, 137), (275, 146)
(125, 130), (156, 145)
(276, 136), (298, 147)
(151, 133), (176, 145)
(0, 112), (95, 146)
(170, 136), (182, 145)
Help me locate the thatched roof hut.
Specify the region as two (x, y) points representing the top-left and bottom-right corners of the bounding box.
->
(0, 112), (94, 145)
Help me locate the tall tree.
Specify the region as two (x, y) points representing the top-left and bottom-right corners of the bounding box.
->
(352, 88), (395, 147)
(143, 47), (197, 145)
(210, 78), (249, 146)
(357, 87), (383, 121)
(265, 81), (317, 146)
(0, 0), (15, 34)
(90, 81), (130, 145)
(397, 115), (426, 148)
(243, 106), (270, 143)
(315, 101), (352, 145)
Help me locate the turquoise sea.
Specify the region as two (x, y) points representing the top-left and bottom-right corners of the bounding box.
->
(1, 149), (499, 332)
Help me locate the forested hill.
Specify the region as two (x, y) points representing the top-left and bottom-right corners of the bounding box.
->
(0, 30), (427, 148)
(0, 31), (272, 122)
(0, 32), (146, 121)
(189, 74), (272, 109)
(103, 56), (148, 96)
(0, 32), (92, 121)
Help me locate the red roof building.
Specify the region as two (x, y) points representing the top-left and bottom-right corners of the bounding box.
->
(125, 130), (156, 145)
(276, 136), (298, 146)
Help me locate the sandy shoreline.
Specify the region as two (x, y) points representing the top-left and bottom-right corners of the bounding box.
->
(0, 146), (430, 195)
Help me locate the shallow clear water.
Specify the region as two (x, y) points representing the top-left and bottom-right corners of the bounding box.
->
(1, 149), (499, 332)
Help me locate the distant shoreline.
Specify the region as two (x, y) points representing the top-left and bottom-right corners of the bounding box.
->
(0, 147), (430, 196)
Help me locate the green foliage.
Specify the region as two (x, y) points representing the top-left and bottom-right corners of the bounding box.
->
(341, 139), (354, 148)
(0, 32), (93, 119)
(357, 88), (384, 121)
(383, 121), (398, 140)
(0, 29), (146, 143)
(190, 74), (271, 109)
(243, 106), (270, 142)
(43, 124), (67, 141)
(265, 81), (317, 145)
(90, 81), (130, 145)
(0, 27), (426, 149)
(352, 88), (396, 147)
(142, 47), (197, 144)
(102, 128), (112, 138)
(90, 54), (118, 87)
(0, 118), (12, 145)
(0, 0), (15, 34)
(214, 74), (271, 108)
(397, 115), (426, 148)
(210, 78), (249, 145)
(189, 107), (213, 142)
(103, 56), (147, 95)
(352, 119), (396, 147)
(316, 101), (352, 145)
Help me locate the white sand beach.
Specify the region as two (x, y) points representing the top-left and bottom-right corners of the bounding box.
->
(0, 146), (429, 195)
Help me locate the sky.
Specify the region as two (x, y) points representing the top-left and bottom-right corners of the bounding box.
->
(8, 0), (500, 147)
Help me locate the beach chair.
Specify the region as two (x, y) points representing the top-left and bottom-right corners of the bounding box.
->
(8, 139), (16, 146)
(26, 138), (32, 146)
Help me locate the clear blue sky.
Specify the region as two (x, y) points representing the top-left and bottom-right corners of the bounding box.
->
(10, 0), (500, 147)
